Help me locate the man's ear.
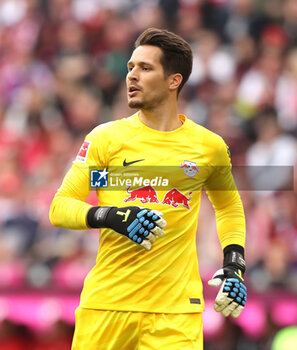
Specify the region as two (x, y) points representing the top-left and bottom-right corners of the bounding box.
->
(168, 73), (183, 91)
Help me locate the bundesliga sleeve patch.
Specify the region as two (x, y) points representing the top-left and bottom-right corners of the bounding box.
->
(76, 140), (92, 163)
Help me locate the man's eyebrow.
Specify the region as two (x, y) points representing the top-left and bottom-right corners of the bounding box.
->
(127, 61), (154, 67)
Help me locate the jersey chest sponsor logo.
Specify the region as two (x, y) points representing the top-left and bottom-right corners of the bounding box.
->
(76, 140), (92, 163)
(124, 186), (192, 210)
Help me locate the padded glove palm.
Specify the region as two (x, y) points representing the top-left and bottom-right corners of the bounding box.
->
(208, 249), (247, 318)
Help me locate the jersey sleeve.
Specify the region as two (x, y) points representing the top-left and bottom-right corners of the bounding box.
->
(204, 137), (246, 249)
(49, 128), (103, 229)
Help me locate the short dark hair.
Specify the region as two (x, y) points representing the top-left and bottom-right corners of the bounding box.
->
(135, 28), (193, 94)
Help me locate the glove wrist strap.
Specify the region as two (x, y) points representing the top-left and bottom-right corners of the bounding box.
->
(87, 206), (115, 228)
(224, 250), (246, 273)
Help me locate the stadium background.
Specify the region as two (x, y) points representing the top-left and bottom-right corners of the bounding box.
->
(0, 0), (296, 349)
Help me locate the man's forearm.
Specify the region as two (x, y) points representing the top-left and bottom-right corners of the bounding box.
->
(215, 197), (246, 249)
(49, 192), (92, 229)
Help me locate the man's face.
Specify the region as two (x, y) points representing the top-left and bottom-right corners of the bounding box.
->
(126, 45), (170, 109)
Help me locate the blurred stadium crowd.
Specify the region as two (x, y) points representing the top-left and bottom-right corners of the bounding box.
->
(0, 0), (297, 349)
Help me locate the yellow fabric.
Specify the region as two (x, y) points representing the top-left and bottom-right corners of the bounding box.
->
(72, 308), (203, 350)
(49, 112), (245, 313)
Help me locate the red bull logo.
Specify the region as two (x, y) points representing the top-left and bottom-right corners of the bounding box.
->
(124, 185), (159, 204)
(180, 160), (199, 177)
(162, 188), (192, 210)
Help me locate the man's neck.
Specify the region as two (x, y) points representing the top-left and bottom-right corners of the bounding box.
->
(139, 100), (182, 132)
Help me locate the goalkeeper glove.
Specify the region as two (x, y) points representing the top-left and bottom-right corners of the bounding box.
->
(87, 206), (167, 250)
(208, 245), (247, 318)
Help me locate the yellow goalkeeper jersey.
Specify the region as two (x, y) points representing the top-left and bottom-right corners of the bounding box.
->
(49, 113), (245, 313)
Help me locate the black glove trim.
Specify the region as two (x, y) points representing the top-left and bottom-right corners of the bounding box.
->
(87, 206), (114, 228)
(223, 244), (244, 257)
(223, 245), (246, 272)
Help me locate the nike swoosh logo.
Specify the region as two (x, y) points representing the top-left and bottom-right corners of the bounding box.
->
(123, 159), (145, 167)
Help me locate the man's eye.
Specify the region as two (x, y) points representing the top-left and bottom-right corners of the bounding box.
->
(143, 67), (150, 71)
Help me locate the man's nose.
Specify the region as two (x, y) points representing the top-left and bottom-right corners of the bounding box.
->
(127, 68), (139, 81)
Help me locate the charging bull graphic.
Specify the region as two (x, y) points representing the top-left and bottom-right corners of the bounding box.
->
(162, 188), (192, 210)
(124, 185), (160, 204)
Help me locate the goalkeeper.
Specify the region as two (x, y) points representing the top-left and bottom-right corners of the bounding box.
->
(49, 28), (246, 350)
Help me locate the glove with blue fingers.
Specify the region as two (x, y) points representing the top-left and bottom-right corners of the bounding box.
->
(87, 206), (166, 250)
(208, 245), (247, 318)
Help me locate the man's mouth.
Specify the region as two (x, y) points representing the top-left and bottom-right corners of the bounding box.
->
(128, 86), (141, 97)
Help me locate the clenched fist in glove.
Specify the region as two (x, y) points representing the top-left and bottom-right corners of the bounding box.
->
(208, 245), (247, 318)
(87, 206), (167, 250)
